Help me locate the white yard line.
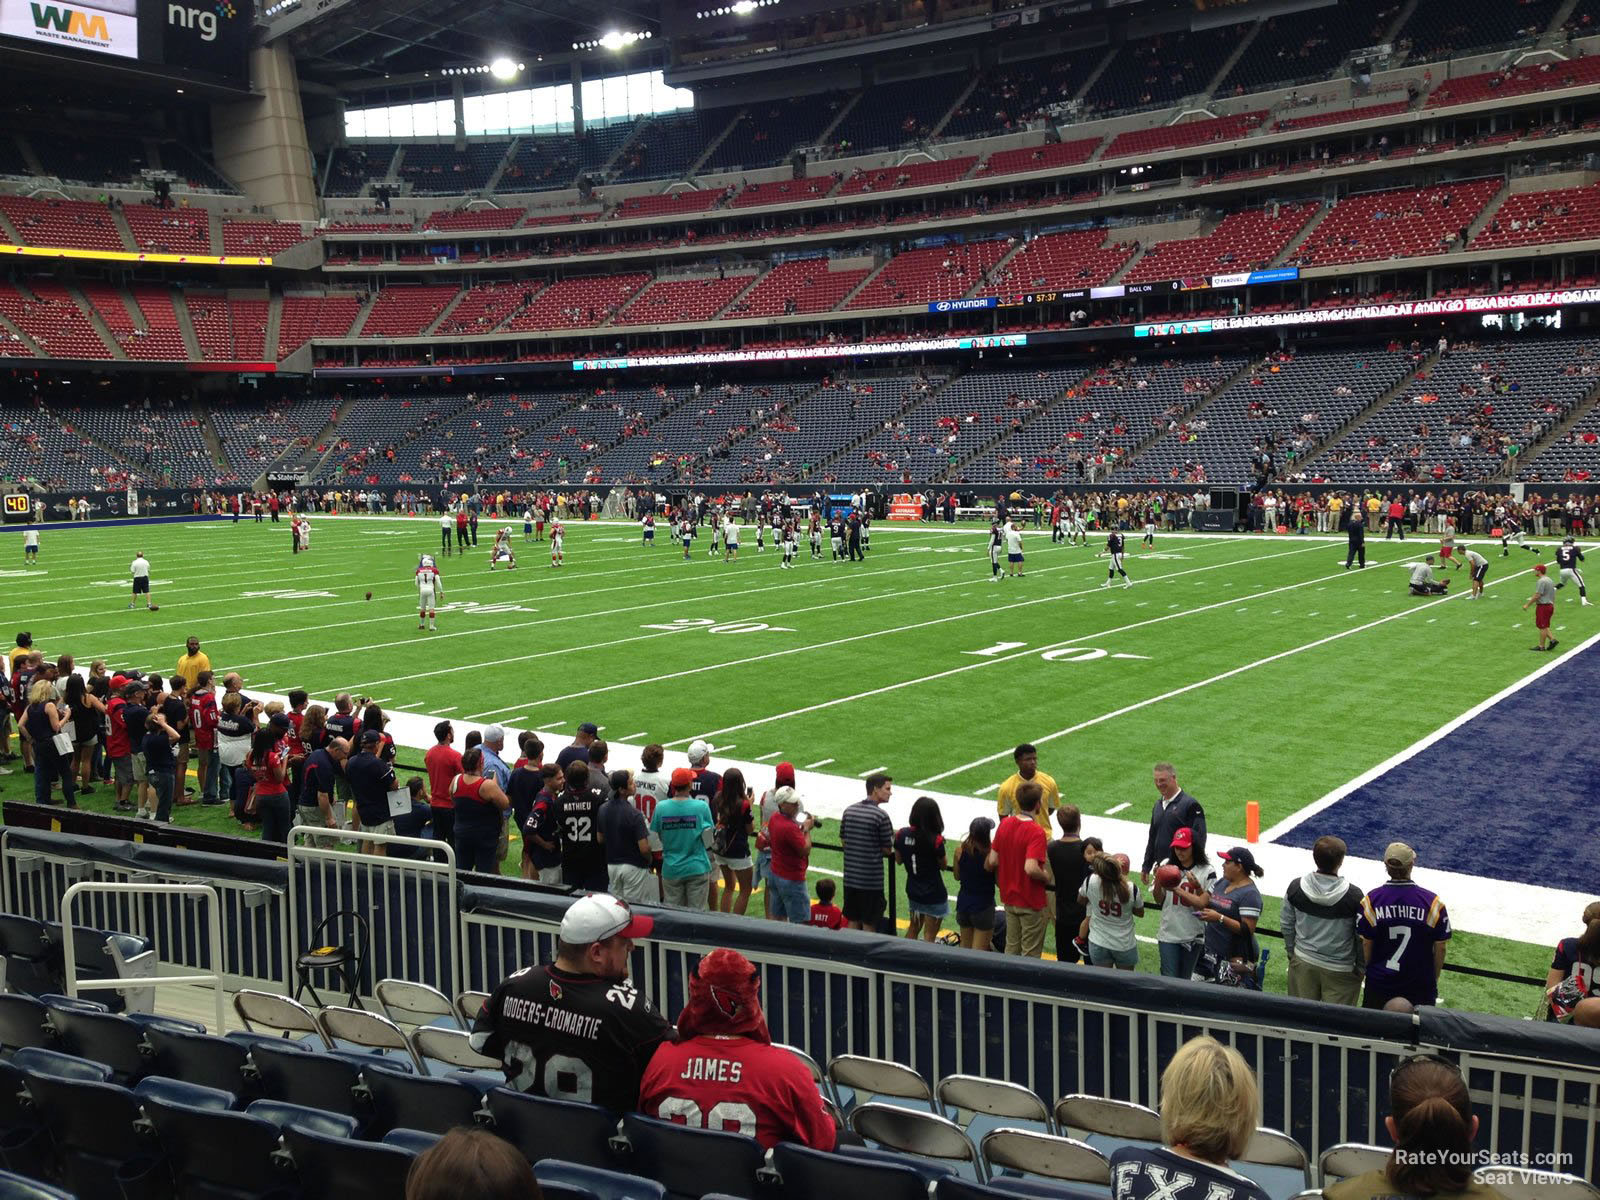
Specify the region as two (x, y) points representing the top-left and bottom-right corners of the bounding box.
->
(752, 751), (784, 762)
(804, 758), (835, 769)
(1106, 802), (1131, 815)
(858, 766), (888, 777)
(1260, 625), (1600, 842)
(915, 561), (1544, 788)
(974, 783), (1001, 796)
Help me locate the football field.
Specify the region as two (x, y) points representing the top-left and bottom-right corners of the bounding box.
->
(2, 513), (1592, 1019)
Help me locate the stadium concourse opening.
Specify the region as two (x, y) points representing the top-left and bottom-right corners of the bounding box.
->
(2, 0), (1600, 1190)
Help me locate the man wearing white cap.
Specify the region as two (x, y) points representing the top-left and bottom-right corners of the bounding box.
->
(686, 739), (721, 803)
(470, 894), (671, 1111)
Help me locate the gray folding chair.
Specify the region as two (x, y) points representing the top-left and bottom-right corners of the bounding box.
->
(233, 990), (332, 1047)
(316, 1005), (424, 1072)
(828, 1053), (933, 1113)
(937, 1076), (1052, 1132)
(410, 1026), (502, 1075)
(980, 1128), (1110, 1186)
(455, 989), (490, 1027)
(1233, 1126), (1313, 1196)
(375, 980), (461, 1031)
(1476, 1167), (1600, 1200)
(1053, 1094), (1161, 1159)
(1317, 1143), (1389, 1186)
(851, 1101), (984, 1180)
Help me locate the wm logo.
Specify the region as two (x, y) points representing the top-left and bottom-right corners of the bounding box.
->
(30, 3), (109, 38)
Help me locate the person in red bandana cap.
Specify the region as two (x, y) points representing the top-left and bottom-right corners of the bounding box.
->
(638, 948), (838, 1150)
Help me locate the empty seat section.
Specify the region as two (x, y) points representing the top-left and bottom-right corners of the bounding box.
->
(1399, 0), (1564, 60)
(0, 402), (127, 488)
(325, 143), (399, 195)
(1472, 183), (1600, 250)
(975, 231), (1132, 296)
(29, 133), (146, 185)
(826, 77), (961, 154)
(1102, 111), (1266, 160)
(616, 188), (725, 220)
(838, 158), (977, 196)
(216, 395), (331, 476)
(611, 112), (722, 182)
(1519, 375), (1600, 481)
(398, 142), (509, 194)
(618, 275), (754, 325)
(1287, 179), (1502, 267)
(277, 293), (363, 357)
(1274, 99), (1410, 132)
(504, 273), (650, 331)
(848, 240), (1010, 310)
(221, 220), (309, 256)
(977, 138), (1101, 179)
(728, 260), (871, 317)
(1085, 26), (1238, 113)
(1220, 2), (1395, 93)
(1123, 204), (1318, 284)
(942, 58), (1106, 141)
(0, 282), (112, 358)
(122, 204), (212, 254)
(1425, 55), (1600, 107)
(423, 206), (528, 232)
(0, 197), (126, 251)
(117, 286), (190, 360)
(731, 177), (839, 208)
(63, 399), (219, 485)
(360, 285), (461, 338)
(436, 282), (530, 336)
(703, 95), (851, 172)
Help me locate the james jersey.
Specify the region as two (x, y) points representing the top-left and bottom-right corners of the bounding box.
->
(639, 1036), (837, 1150)
(470, 964), (670, 1112)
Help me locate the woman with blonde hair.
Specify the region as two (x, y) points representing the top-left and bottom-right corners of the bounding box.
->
(1110, 1035), (1270, 1200)
(23, 679), (75, 809)
(1326, 1055), (1506, 1199)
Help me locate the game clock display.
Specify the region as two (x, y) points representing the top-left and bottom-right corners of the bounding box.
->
(2, 493), (31, 523)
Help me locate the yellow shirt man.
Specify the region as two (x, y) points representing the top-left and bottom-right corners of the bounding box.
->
(175, 641), (211, 690)
(996, 769), (1061, 830)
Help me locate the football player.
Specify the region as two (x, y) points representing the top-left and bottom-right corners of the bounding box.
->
(780, 518), (798, 570)
(809, 513), (823, 560)
(987, 517), (1003, 581)
(723, 516), (740, 563)
(642, 511), (656, 547)
(550, 520), (565, 567)
(1500, 513), (1534, 556)
(490, 527), (517, 570)
(1103, 529), (1131, 588)
(829, 514), (845, 561)
(416, 554), (443, 631)
(1555, 537), (1589, 606)
(1461, 544), (1489, 600)
(1140, 510), (1156, 551)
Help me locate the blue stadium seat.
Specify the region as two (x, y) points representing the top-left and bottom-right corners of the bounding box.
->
(0, 997), (52, 1056)
(0, 1059), (53, 1181)
(0, 918), (54, 999)
(20, 1070), (170, 1198)
(143, 1090), (297, 1199)
(244, 1100), (359, 1140)
(535, 1159), (666, 1200)
(8, 1047), (111, 1084)
(766, 1142), (932, 1200)
(618, 1112), (766, 1199)
(362, 1061), (483, 1136)
(43, 924), (156, 1015)
(835, 1143), (959, 1181)
(250, 1042), (368, 1122)
(0, 1167), (73, 1200)
(281, 1124), (418, 1200)
(43, 1003), (152, 1084)
(144, 1025), (260, 1100)
(381, 1128), (442, 1154)
(485, 1087), (620, 1169)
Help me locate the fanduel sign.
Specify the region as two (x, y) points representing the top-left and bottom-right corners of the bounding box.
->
(2, 0), (138, 57)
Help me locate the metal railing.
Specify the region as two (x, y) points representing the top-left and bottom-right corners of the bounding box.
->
(61, 881), (227, 1033)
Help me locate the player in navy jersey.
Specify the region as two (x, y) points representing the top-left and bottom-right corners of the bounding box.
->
(1555, 537), (1590, 606)
(1542, 901), (1600, 1026)
(808, 514), (823, 560)
(987, 519), (1003, 580)
(779, 519), (798, 570)
(1103, 530), (1131, 589)
(829, 515), (846, 560)
(471, 895), (669, 1111)
(1356, 842), (1450, 1010)
(642, 512), (655, 547)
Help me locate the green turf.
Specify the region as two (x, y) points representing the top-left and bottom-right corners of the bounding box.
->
(0, 515), (1579, 1019)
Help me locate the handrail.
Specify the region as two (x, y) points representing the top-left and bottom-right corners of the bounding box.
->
(61, 881), (226, 1034)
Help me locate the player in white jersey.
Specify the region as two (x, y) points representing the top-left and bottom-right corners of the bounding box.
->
(416, 554), (443, 630)
(490, 526), (517, 570)
(642, 512), (656, 546)
(1555, 538), (1589, 605)
(1070, 506), (1088, 546)
(1003, 520), (1025, 578)
(550, 520), (565, 567)
(723, 517), (740, 562)
(780, 519), (798, 569)
(522, 507), (535, 543)
(1140, 514), (1156, 550)
(1460, 545), (1489, 600)
(22, 527), (38, 565)
(679, 514), (696, 560)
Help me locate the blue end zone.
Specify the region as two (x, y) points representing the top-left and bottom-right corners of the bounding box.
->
(1274, 640), (1600, 895)
(0, 515), (239, 533)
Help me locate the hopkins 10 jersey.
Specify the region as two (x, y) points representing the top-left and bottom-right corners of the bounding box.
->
(470, 964), (671, 1112)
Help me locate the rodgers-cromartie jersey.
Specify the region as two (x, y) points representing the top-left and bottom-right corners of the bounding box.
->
(470, 964), (671, 1112)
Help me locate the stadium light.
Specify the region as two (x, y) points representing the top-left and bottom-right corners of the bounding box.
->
(573, 29), (651, 50)
(490, 56), (519, 81)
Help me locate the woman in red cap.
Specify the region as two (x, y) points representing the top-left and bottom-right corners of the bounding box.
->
(755, 763), (797, 919)
(638, 948), (837, 1150)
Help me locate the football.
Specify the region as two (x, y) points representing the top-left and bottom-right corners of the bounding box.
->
(1155, 864), (1183, 889)
(365, 591), (372, 600)
(148, 605), (159, 612)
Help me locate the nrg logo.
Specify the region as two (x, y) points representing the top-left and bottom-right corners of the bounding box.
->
(167, 0), (234, 40)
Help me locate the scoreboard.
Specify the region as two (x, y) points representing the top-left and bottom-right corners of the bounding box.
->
(0, 0), (252, 88)
(3, 493), (33, 524)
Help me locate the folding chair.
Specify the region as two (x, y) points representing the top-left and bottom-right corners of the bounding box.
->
(1475, 1167), (1600, 1199)
(294, 912), (369, 1010)
(376, 979), (461, 1031)
(850, 1101), (984, 1180)
(827, 1053), (932, 1114)
(456, 989), (490, 1027)
(409, 1026), (502, 1082)
(938, 1075), (1053, 1142)
(1316, 1143), (1389, 1186)
(619, 1111), (767, 1199)
(234, 990), (332, 1046)
(317, 1005), (423, 1071)
(778, 1043), (834, 1102)
(1233, 1126), (1313, 1198)
(1052, 1095), (1161, 1159)
(980, 1129), (1110, 1186)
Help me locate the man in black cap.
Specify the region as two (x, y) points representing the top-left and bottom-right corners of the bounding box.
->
(346, 728), (399, 855)
(556, 722), (598, 770)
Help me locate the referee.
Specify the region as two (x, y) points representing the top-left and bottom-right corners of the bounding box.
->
(1344, 513), (1366, 570)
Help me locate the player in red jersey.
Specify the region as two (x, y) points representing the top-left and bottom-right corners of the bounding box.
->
(638, 948), (838, 1150)
(550, 520), (565, 567)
